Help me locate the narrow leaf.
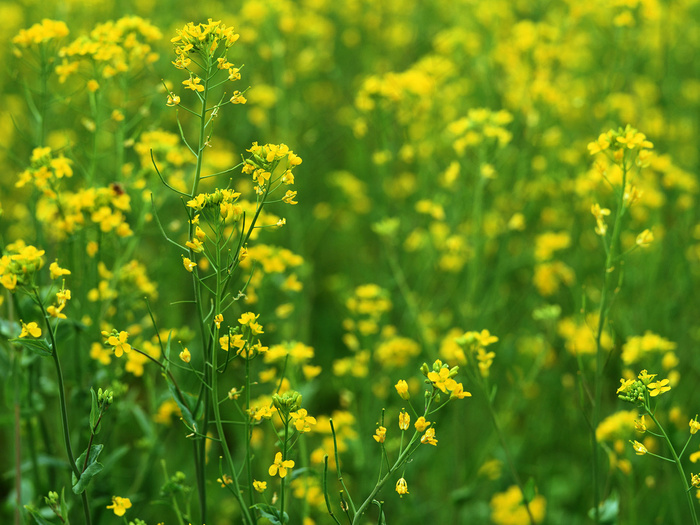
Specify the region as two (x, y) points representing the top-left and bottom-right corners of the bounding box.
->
(10, 338), (52, 356)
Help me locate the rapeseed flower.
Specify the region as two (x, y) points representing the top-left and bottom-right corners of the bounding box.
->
(268, 452), (294, 478)
(103, 330), (131, 357)
(20, 321), (42, 338)
(106, 496), (132, 517)
(373, 426), (387, 443)
(395, 477), (409, 496)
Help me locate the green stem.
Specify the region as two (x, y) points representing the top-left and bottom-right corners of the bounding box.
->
(280, 418), (290, 521)
(591, 160), (628, 523)
(647, 411), (699, 524)
(35, 290), (92, 525)
(480, 379), (536, 525)
(245, 355), (254, 509)
(210, 235), (253, 525)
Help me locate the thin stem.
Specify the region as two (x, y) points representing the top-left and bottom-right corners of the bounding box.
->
(245, 356), (254, 509)
(35, 290), (92, 525)
(647, 411), (699, 525)
(280, 418), (290, 521)
(591, 159), (628, 523)
(480, 379), (536, 525)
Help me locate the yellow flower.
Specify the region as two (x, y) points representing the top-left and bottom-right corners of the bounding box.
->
(166, 93), (180, 106)
(253, 480), (267, 493)
(373, 426), (387, 443)
(691, 417), (700, 435)
(186, 238), (204, 253)
(451, 383), (472, 399)
(399, 411), (410, 430)
(427, 367), (457, 393)
(291, 408), (317, 433)
(180, 347), (191, 363)
(414, 416), (431, 432)
(636, 229), (654, 248)
(282, 190), (298, 205)
(217, 474), (233, 487)
(183, 257), (197, 272)
(49, 261), (71, 280)
(631, 440), (647, 455)
(692, 474), (700, 489)
(588, 132), (611, 155)
(395, 477), (409, 496)
(421, 427), (438, 446)
(183, 76), (205, 92)
(47, 304), (67, 319)
(395, 379), (410, 400)
(106, 496), (132, 517)
(107, 331), (131, 358)
(20, 321), (42, 338)
(634, 416), (647, 433)
(648, 379), (671, 397)
(230, 91), (247, 104)
(214, 314), (223, 329)
(268, 452), (294, 478)
(638, 370), (656, 385)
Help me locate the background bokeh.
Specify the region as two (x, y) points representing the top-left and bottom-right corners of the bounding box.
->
(2, 0), (700, 524)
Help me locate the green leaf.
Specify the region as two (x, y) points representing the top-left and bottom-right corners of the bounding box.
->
(72, 461), (103, 494)
(72, 444), (104, 494)
(24, 505), (55, 525)
(10, 338), (52, 356)
(522, 478), (536, 503)
(59, 487), (68, 523)
(164, 330), (173, 363)
(166, 378), (197, 428)
(89, 388), (101, 434)
(251, 503), (288, 524)
(588, 493), (619, 524)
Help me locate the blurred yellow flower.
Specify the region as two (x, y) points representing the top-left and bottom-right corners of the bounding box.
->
(106, 496), (131, 517)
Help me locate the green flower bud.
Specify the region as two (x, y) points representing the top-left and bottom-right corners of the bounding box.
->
(420, 362), (429, 377)
(272, 390), (302, 413)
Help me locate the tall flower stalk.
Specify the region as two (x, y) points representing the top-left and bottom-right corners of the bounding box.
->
(586, 125), (655, 522)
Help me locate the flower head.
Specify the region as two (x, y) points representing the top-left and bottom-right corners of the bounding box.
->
(106, 496), (132, 517)
(396, 477), (409, 496)
(399, 410), (410, 430)
(49, 261), (71, 280)
(183, 257), (197, 272)
(421, 427), (438, 446)
(105, 330), (131, 357)
(691, 417), (700, 435)
(414, 416), (431, 432)
(648, 378), (671, 397)
(290, 408), (317, 433)
(373, 426), (387, 443)
(395, 379), (410, 400)
(268, 452), (294, 478)
(427, 367), (458, 393)
(631, 440), (647, 455)
(20, 321), (42, 338)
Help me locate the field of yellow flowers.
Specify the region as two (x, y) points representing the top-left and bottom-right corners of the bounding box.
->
(2, 1), (700, 524)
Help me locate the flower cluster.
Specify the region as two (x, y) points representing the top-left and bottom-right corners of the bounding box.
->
(424, 359), (471, 399)
(171, 19), (239, 68)
(587, 124), (654, 167)
(243, 142), (302, 196)
(15, 147), (73, 196)
(187, 188), (243, 221)
(447, 108), (514, 155)
(12, 19), (69, 49)
(0, 241), (46, 291)
(617, 369), (672, 405)
(57, 16), (161, 82)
